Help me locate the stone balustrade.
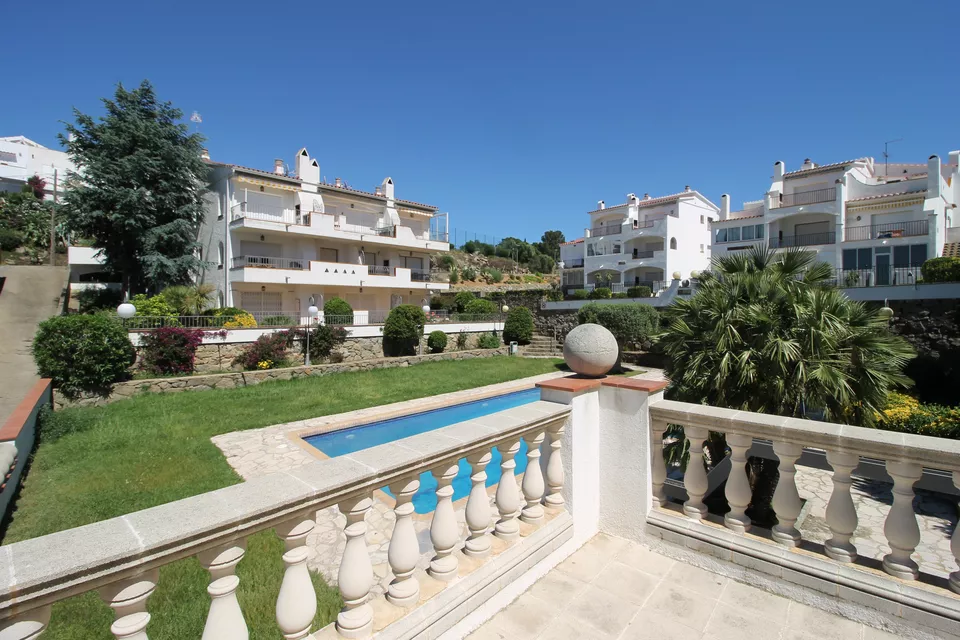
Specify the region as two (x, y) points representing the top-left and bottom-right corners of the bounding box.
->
(0, 401), (569, 639)
(649, 400), (960, 594)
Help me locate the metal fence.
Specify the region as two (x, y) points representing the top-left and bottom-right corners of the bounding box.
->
(773, 187), (836, 209)
(117, 309), (503, 331)
(769, 232), (836, 249)
(590, 224), (622, 237)
(631, 250), (656, 259)
(231, 255), (308, 270)
(834, 265), (924, 288)
(844, 219), (929, 242)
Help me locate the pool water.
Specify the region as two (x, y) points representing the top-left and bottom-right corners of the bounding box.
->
(304, 388), (542, 512)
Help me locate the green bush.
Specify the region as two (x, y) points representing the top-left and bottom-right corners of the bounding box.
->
(427, 330), (448, 353)
(436, 254), (456, 270)
(876, 392), (960, 439)
(139, 327), (204, 375)
(462, 266), (478, 281)
(453, 291), (476, 312)
(76, 287), (123, 313)
(577, 303), (660, 350)
(571, 289), (590, 300)
(33, 314), (136, 397)
(455, 331), (469, 350)
(464, 298), (497, 315)
(233, 332), (289, 370)
(288, 324), (348, 362)
(477, 332), (501, 349)
(612, 292), (628, 299)
(503, 307), (534, 344)
(920, 257), (960, 283)
(627, 285), (652, 298)
(0, 228), (24, 251)
(589, 287), (612, 299)
(261, 315), (294, 326)
(383, 304), (427, 356)
(448, 266), (460, 284)
(131, 293), (178, 318)
(484, 268), (503, 283)
(324, 297), (354, 325)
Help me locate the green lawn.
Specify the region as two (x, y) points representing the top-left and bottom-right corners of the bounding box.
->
(3, 356), (564, 639)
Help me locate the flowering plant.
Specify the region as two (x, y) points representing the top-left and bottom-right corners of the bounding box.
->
(139, 327), (205, 375)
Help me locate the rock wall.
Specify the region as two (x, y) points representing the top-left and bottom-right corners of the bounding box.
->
(56, 347), (511, 410)
(887, 299), (960, 405)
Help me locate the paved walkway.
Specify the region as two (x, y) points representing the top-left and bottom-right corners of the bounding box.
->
(468, 534), (910, 640)
(0, 266), (65, 424)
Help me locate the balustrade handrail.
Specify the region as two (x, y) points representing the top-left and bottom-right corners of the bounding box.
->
(773, 187), (837, 208)
(0, 407), (569, 629)
(590, 224), (622, 236)
(231, 255), (308, 270)
(768, 232), (836, 249)
(844, 219), (929, 242)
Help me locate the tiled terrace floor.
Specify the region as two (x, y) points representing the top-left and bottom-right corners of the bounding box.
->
(468, 534), (916, 640)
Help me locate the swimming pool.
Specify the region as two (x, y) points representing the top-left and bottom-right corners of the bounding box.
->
(303, 388), (542, 512)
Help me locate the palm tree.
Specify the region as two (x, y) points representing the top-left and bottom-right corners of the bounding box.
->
(161, 283), (215, 316)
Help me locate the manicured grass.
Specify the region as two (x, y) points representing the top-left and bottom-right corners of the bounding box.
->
(3, 356), (564, 639)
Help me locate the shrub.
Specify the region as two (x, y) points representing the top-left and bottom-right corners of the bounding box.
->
(324, 297), (353, 325)
(234, 332), (289, 370)
(464, 298), (497, 315)
(462, 266), (478, 281)
(571, 289), (590, 300)
(427, 330), (448, 353)
(76, 287), (123, 313)
(261, 315), (294, 326)
(477, 332), (501, 349)
(577, 303), (660, 350)
(139, 326), (204, 375)
(920, 257), (960, 283)
(33, 314), (136, 397)
(429, 298), (445, 310)
(37, 405), (92, 444)
(484, 268), (503, 283)
(876, 392), (960, 439)
(456, 331), (469, 350)
(436, 254), (456, 270)
(222, 311), (257, 328)
(131, 293), (177, 318)
(589, 287), (612, 299)
(527, 253), (555, 274)
(503, 307), (535, 344)
(612, 292), (628, 299)
(448, 266), (460, 284)
(383, 304), (426, 356)
(453, 291), (476, 312)
(288, 324), (347, 362)
(627, 285), (652, 298)
(0, 228), (23, 251)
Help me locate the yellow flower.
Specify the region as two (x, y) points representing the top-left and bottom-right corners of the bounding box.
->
(257, 360), (272, 370)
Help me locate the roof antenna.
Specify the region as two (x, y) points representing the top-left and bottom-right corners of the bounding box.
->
(883, 138), (902, 180)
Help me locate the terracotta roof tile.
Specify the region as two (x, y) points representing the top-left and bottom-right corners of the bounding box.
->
(561, 238), (584, 246)
(587, 189), (700, 214)
(783, 159), (866, 177)
(847, 189), (927, 203)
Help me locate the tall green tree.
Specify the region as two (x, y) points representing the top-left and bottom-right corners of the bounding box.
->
(537, 230), (565, 259)
(60, 80), (208, 295)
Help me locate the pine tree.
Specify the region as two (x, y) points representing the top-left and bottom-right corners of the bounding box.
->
(60, 80), (208, 295)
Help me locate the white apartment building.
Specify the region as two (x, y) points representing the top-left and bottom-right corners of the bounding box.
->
(559, 187), (717, 292)
(0, 136), (74, 200)
(712, 153), (960, 286)
(199, 148), (450, 322)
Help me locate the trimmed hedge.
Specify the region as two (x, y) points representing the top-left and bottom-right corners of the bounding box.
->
(627, 285), (652, 298)
(323, 297), (353, 325)
(920, 257), (960, 283)
(384, 305), (427, 356)
(577, 303), (660, 349)
(427, 330), (448, 353)
(589, 287), (612, 299)
(502, 307), (534, 344)
(464, 298), (497, 314)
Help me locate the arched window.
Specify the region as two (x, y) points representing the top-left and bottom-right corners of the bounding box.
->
(670, 237), (677, 250)
(218, 241), (224, 268)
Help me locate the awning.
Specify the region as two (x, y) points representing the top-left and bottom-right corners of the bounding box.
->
(237, 176), (300, 192)
(297, 190), (324, 212)
(398, 207), (434, 217)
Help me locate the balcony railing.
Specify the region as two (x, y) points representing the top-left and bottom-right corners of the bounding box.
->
(565, 258), (584, 268)
(230, 255), (307, 270)
(769, 231), (836, 248)
(590, 223), (622, 237)
(368, 265), (393, 276)
(844, 219), (929, 242)
(231, 203), (301, 224)
(772, 187), (837, 208)
(411, 268), (446, 282)
(120, 309), (504, 330)
(834, 265), (926, 288)
(631, 249), (658, 259)
(429, 229), (449, 242)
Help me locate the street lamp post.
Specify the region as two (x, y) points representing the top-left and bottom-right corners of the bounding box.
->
(117, 293), (136, 329)
(305, 297), (319, 366)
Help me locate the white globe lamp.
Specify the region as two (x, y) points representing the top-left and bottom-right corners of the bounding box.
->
(117, 300), (136, 319)
(422, 305), (431, 313)
(308, 304), (319, 317)
(501, 305), (509, 313)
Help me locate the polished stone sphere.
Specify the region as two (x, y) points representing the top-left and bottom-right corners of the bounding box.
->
(563, 323), (618, 377)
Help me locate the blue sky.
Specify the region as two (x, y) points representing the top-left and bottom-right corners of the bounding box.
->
(5, 0), (959, 244)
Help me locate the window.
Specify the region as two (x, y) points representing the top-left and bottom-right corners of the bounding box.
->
(715, 228), (728, 243)
(742, 226), (755, 241)
(728, 227), (741, 242)
(217, 242), (224, 269)
(587, 243), (596, 257)
(669, 237), (677, 250)
(893, 245), (910, 268)
(910, 244), (927, 266)
(318, 247), (338, 263)
(0, 151), (17, 163)
(700, 244), (704, 253)
(700, 215), (705, 224)
(755, 224), (764, 239)
(612, 242), (621, 254)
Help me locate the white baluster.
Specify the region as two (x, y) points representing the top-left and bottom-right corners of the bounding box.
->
(824, 450), (859, 563)
(521, 430), (546, 525)
(337, 493), (374, 639)
(100, 568), (159, 640)
(429, 462), (461, 581)
(650, 420), (668, 509)
(387, 475), (421, 606)
(682, 426), (708, 520)
(198, 541), (248, 640)
(882, 460), (922, 580)
(950, 470), (960, 594)
(543, 422), (565, 511)
(771, 441), (803, 546)
(723, 433), (752, 533)
(275, 514), (318, 639)
(495, 438), (522, 539)
(0, 605), (51, 640)
(464, 451), (493, 557)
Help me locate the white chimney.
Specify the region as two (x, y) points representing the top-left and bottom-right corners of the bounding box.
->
(927, 155), (941, 198)
(684, 185), (691, 192)
(720, 194), (730, 221)
(597, 200), (605, 210)
(334, 177), (343, 188)
(295, 148), (311, 179)
(200, 148), (210, 160)
(274, 159), (285, 175)
(773, 161), (785, 180)
(801, 158), (816, 170)
(381, 177), (395, 200)
(642, 193), (651, 201)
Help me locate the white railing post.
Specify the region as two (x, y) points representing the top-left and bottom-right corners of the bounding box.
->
(387, 475), (422, 606)
(337, 493), (374, 639)
(682, 426), (709, 520)
(464, 451), (493, 557)
(542, 422), (565, 511)
(723, 434), (753, 533)
(650, 420), (668, 509)
(100, 568), (159, 640)
(0, 606), (51, 640)
(824, 450), (860, 563)
(771, 441), (803, 546)
(198, 541), (249, 640)
(275, 514), (318, 640)
(951, 470), (960, 594)
(520, 430), (546, 525)
(494, 438), (523, 540)
(882, 460), (923, 580)
(429, 462), (461, 582)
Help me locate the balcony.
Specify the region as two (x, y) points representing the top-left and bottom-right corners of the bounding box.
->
(565, 258), (584, 268)
(772, 187), (837, 209)
(229, 256), (449, 289)
(4, 377), (956, 639)
(844, 219), (929, 242)
(769, 231), (836, 249)
(589, 223), (622, 237)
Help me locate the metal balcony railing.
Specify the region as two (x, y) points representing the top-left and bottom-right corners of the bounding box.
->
(769, 232), (836, 249)
(773, 187), (837, 208)
(232, 204), (299, 224)
(590, 223), (622, 237)
(631, 249), (657, 259)
(566, 259), (584, 268)
(231, 255), (308, 270)
(834, 265), (926, 288)
(368, 265), (394, 276)
(844, 219), (929, 242)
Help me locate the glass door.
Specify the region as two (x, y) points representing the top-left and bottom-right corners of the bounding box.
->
(876, 253), (891, 286)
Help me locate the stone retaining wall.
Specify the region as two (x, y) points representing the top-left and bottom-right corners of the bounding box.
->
(55, 347), (510, 410)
